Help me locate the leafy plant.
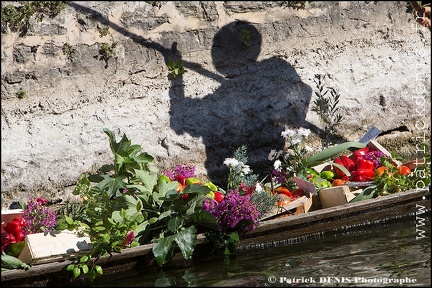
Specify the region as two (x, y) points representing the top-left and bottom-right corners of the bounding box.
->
(240, 28), (251, 49)
(16, 88), (26, 99)
(56, 128), (220, 282)
(97, 25), (110, 38)
(98, 42), (118, 67)
(66, 254), (102, 282)
(1, 1), (66, 35)
(312, 74), (344, 149)
(166, 59), (187, 78)
(62, 43), (76, 62)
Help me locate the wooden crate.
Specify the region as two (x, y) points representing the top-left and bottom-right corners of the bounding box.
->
(1, 209), (24, 224)
(18, 230), (92, 265)
(318, 185), (357, 208)
(261, 194), (313, 220)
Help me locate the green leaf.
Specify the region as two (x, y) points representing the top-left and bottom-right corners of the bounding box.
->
(95, 265), (103, 275)
(73, 267), (81, 278)
(95, 175), (127, 198)
(174, 226), (197, 260)
(81, 264), (89, 274)
(167, 217), (183, 233)
(152, 237), (175, 266)
(66, 264), (75, 271)
(190, 210), (219, 230)
(306, 141), (367, 165)
(134, 170), (158, 193)
(350, 185), (379, 202)
(80, 255), (89, 263)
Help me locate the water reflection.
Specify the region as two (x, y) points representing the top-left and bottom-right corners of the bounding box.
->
(95, 215), (430, 287)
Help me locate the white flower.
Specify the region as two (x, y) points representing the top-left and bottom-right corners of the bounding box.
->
(291, 135), (302, 145)
(305, 145), (313, 152)
(273, 160), (282, 170)
(224, 158), (240, 167)
(255, 182), (263, 193)
(298, 127), (311, 138)
(268, 149), (283, 161)
(281, 129), (297, 139)
(240, 164), (251, 176)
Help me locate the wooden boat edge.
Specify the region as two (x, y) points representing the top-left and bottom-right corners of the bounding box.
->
(1, 187), (430, 286)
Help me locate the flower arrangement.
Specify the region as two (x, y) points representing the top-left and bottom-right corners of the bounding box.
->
(23, 197), (57, 234)
(268, 127), (316, 188)
(202, 189), (260, 236)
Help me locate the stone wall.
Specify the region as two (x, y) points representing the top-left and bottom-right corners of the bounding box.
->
(1, 1), (430, 209)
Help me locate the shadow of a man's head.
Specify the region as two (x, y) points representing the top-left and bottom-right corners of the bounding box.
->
(211, 21), (262, 74)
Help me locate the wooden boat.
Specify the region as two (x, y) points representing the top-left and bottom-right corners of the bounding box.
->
(1, 187), (430, 287)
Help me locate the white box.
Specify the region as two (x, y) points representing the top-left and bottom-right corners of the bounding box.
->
(18, 230), (92, 265)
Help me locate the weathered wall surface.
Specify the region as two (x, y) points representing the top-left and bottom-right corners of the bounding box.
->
(1, 1), (430, 209)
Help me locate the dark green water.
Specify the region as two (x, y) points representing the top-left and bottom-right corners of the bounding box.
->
(95, 213), (431, 287)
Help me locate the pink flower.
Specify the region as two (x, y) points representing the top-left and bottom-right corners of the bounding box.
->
(36, 197), (48, 205)
(123, 231), (134, 246)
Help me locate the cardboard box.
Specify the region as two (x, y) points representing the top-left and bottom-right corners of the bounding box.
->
(261, 193), (313, 220)
(318, 185), (358, 208)
(18, 230), (92, 265)
(1, 209), (24, 224)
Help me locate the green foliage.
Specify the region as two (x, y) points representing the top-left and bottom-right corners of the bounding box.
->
(312, 74), (344, 149)
(97, 25), (110, 38)
(166, 59), (187, 78)
(16, 88), (26, 99)
(98, 42), (118, 65)
(1, 1), (66, 35)
(62, 43), (76, 61)
(66, 255), (102, 282)
(240, 28), (251, 49)
(56, 128), (220, 282)
(204, 230), (239, 256)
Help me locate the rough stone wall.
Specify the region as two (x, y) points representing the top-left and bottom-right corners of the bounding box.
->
(1, 1), (430, 209)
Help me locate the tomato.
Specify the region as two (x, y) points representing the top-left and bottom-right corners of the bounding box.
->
(397, 165), (412, 176)
(375, 166), (388, 177)
(214, 191), (225, 203)
(332, 179), (346, 186)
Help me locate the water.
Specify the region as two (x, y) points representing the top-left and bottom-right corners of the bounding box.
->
(95, 214), (431, 287)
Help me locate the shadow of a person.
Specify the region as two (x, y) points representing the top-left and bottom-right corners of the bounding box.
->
(169, 21), (322, 187)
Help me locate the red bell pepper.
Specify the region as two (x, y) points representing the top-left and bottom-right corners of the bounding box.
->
(350, 147), (370, 163)
(333, 155), (356, 179)
(353, 147), (370, 157)
(340, 155), (356, 171)
(356, 158), (375, 171)
(350, 168), (374, 181)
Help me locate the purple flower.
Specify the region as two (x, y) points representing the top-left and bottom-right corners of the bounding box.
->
(163, 163), (197, 180)
(203, 189), (260, 236)
(23, 198), (57, 234)
(364, 150), (386, 168)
